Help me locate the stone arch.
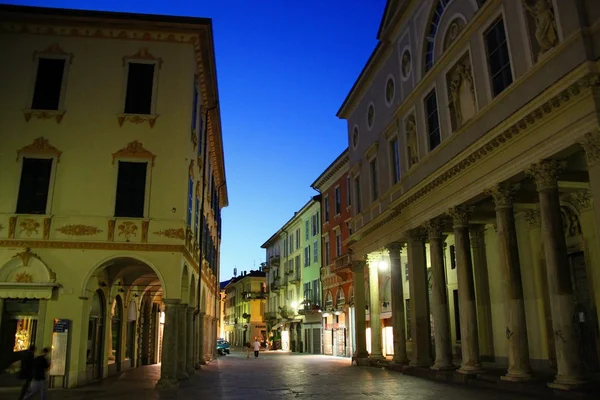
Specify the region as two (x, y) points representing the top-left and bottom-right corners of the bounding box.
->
(560, 202), (582, 238)
(80, 254), (167, 299)
(200, 290), (207, 313)
(420, 0), (479, 77)
(325, 290), (333, 309)
(381, 276), (391, 303)
(0, 248), (56, 284)
(189, 274), (197, 310)
(335, 287), (345, 307)
(441, 14), (467, 52)
(181, 264), (190, 304)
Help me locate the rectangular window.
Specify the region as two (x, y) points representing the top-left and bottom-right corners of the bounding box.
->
(312, 279), (320, 305)
(312, 213), (319, 236)
(324, 196), (330, 221)
(115, 161), (147, 218)
(295, 255), (300, 271)
(336, 232), (342, 257)
(296, 228), (300, 249)
(485, 18), (513, 97)
(186, 176), (193, 226)
(289, 234), (293, 253)
(370, 158), (378, 201)
(304, 247), (310, 267)
(283, 238), (288, 257)
(405, 262), (409, 281)
(450, 245), (457, 269)
(305, 220), (309, 241)
(325, 241), (330, 265)
(194, 197), (200, 239)
(124, 62), (155, 114)
(355, 176), (362, 213)
(313, 240), (318, 263)
(346, 176), (352, 206)
(334, 187), (341, 215)
(425, 89), (441, 151)
(31, 58), (65, 110)
(16, 158), (53, 214)
(192, 82), (199, 131)
(390, 137), (400, 184)
(405, 299), (412, 340)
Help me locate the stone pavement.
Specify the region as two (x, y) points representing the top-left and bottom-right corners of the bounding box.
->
(0, 351), (552, 399)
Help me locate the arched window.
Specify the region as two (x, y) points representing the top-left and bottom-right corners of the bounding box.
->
(424, 0), (451, 73)
(335, 288), (345, 308)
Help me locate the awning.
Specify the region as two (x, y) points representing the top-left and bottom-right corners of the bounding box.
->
(0, 283), (59, 299)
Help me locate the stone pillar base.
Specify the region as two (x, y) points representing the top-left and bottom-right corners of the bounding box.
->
(177, 372), (189, 381)
(501, 369), (533, 382)
(547, 375), (585, 390)
(187, 368), (195, 376)
(194, 362), (202, 370)
(393, 357), (409, 366)
(430, 363), (455, 371)
(456, 364), (483, 375)
(156, 378), (179, 389)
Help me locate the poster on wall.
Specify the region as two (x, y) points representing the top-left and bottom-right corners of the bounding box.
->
(49, 319), (70, 376)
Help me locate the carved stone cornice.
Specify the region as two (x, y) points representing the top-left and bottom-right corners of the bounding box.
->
(112, 140), (156, 167)
(487, 183), (520, 209)
(16, 137), (62, 162)
(581, 131), (600, 167)
(524, 209), (541, 228)
(407, 227), (426, 243)
(568, 190), (593, 213)
(526, 160), (566, 191)
(345, 72), (599, 244)
(448, 206), (474, 228)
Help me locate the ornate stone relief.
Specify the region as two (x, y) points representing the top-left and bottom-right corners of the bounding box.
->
(405, 114), (419, 169)
(447, 55), (476, 130)
(568, 190), (592, 213)
(118, 221), (138, 240)
(526, 160), (566, 191)
(443, 19), (465, 51)
(447, 206), (474, 228)
(15, 272), (34, 283)
(20, 219), (40, 237)
(487, 183), (520, 208)
(116, 114), (159, 128)
(12, 248), (40, 267)
(33, 43), (73, 63)
(560, 206), (582, 237)
(401, 50), (411, 79)
(122, 47), (163, 69)
(23, 109), (66, 124)
(55, 224), (103, 236)
(112, 140), (156, 167)
(107, 219), (116, 241)
(523, 0), (559, 60)
(43, 218), (51, 240)
(142, 221), (150, 243)
(8, 217), (16, 239)
(580, 131), (600, 167)
(16, 137), (62, 162)
(524, 209), (541, 228)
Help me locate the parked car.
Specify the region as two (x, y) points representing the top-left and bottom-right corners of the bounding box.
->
(216, 339), (230, 355)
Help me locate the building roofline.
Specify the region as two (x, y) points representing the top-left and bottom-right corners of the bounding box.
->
(260, 196), (321, 248)
(310, 148), (349, 191)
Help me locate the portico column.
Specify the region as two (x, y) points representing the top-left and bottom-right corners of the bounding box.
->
(367, 256), (383, 360)
(386, 242), (409, 365)
(186, 307), (195, 375)
(156, 299), (179, 388)
(527, 160), (584, 389)
(489, 183), (532, 381)
(426, 219), (453, 370)
(448, 206), (483, 374)
(469, 226), (495, 361)
(197, 312), (206, 365)
(407, 228), (432, 367)
(351, 260), (369, 364)
(203, 314), (210, 361)
(176, 304), (189, 380)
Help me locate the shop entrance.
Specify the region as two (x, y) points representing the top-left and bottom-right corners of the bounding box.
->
(86, 290), (105, 381)
(0, 299), (39, 374)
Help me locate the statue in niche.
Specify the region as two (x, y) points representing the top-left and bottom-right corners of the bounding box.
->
(401, 51), (411, 78)
(523, 0), (558, 58)
(405, 115), (419, 169)
(447, 61), (476, 129)
(443, 20), (464, 51)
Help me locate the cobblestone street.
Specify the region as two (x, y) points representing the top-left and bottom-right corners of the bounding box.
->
(0, 351), (544, 399)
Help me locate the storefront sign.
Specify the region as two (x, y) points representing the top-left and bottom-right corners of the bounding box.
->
(49, 319), (69, 376)
(325, 323), (346, 330)
(253, 325), (266, 329)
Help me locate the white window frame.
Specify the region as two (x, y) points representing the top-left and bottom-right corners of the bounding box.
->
(14, 153), (59, 216)
(121, 53), (161, 116)
(28, 46), (72, 113)
(112, 158), (153, 219)
(388, 134), (401, 186)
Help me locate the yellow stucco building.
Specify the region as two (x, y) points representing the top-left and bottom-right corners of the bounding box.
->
(338, 0), (600, 390)
(0, 5), (227, 389)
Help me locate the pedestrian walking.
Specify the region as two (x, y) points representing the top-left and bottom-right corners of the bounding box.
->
(23, 347), (50, 400)
(245, 342), (251, 359)
(18, 345), (35, 400)
(253, 338), (261, 358)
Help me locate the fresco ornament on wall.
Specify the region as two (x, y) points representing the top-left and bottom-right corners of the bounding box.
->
(523, 0), (558, 58)
(118, 221), (138, 240)
(447, 59), (476, 130)
(405, 114), (419, 169)
(55, 224), (103, 236)
(15, 272), (34, 283)
(20, 219), (40, 237)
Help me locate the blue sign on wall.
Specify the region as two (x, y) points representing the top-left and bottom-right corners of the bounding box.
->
(53, 319), (70, 333)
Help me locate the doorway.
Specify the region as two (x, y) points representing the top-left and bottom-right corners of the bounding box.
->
(87, 290), (105, 381)
(110, 296), (123, 372)
(568, 252), (600, 373)
(0, 299), (39, 375)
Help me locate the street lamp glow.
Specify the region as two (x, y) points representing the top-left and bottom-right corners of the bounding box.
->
(378, 260), (388, 271)
(291, 301), (298, 309)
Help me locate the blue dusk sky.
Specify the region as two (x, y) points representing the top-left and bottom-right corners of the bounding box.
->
(5, 0), (387, 279)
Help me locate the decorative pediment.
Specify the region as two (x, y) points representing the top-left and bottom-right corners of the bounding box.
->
(1, 248), (57, 284)
(16, 137), (62, 162)
(122, 47), (163, 69)
(112, 140), (156, 167)
(33, 43), (73, 63)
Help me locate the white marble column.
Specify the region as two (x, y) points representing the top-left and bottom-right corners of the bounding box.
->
(527, 160), (584, 389)
(197, 312), (206, 365)
(489, 183), (532, 381)
(156, 299), (179, 388)
(449, 206), (483, 374)
(426, 219), (453, 370)
(351, 260), (369, 364)
(177, 304), (189, 380)
(367, 257), (383, 361)
(186, 307), (195, 375)
(407, 227), (432, 367)
(386, 242), (409, 365)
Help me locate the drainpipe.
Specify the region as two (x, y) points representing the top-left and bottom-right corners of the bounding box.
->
(212, 182), (226, 345)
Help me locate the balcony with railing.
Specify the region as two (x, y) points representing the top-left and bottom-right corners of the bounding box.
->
(332, 253), (351, 280)
(286, 268), (301, 284)
(270, 281), (282, 292)
(241, 290), (267, 301)
(265, 311), (277, 320)
(269, 255), (280, 267)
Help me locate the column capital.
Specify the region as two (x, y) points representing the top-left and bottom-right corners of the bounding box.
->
(580, 131), (600, 167)
(487, 183), (520, 209)
(448, 205), (474, 228)
(524, 209), (541, 228)
(526, 160), (566, 191)
(351, 260), (366, 273)
(469, 225), (486, 245)
(385, 242), (403, 259)
(407, 227), (426, 243)
(568, 190), (593, 213)
(163, 298), (182, 307)
(426, 217), (447, 239)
